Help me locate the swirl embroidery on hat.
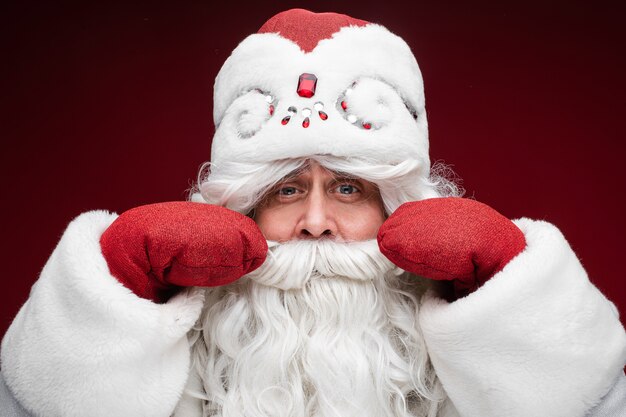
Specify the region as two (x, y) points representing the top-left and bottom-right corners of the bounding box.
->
(235, 89), (277, 139)
(336, 78), (419, 131)
(337, 81), (375, 130)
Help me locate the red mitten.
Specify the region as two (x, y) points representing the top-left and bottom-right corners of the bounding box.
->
(100, 202), (267, 303)
(377, 197), (526, 298)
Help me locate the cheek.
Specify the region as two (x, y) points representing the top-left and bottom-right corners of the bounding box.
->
(255, 207), (295, 241)
(338, 203), (386, 241)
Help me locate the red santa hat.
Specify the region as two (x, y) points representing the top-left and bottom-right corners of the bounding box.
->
(210, 8), (430, 176)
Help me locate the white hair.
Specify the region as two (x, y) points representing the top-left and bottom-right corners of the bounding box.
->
(193, 156), (462, 215)
(184, 156), (462, 416)
(186, 239), (446, 417)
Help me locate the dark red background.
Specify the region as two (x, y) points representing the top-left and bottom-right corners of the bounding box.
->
(2, 0), (625, 339)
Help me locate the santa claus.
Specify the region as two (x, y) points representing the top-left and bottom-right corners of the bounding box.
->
(1, 9), (625, 417)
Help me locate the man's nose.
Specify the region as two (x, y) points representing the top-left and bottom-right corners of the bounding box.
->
(297, 191), (337, 239)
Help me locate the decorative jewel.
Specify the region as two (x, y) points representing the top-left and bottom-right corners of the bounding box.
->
(302, 117), (310, 128)
(269, 105), (274, 115)
(362, 122), (372, 130)
(281, 116), (291, 125)
(265, 94), (274, 103)
(314, 102), (324, 111)
(319, 111), (328, 120)
(297, 73), (317, 98)
(302, 108), (312, 117)
(288, 106), (297, 115)
(347, 114), (357, 124)
(341, 100), (348, 111)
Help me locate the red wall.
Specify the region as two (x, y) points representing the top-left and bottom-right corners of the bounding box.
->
(2, 1), (625, 338)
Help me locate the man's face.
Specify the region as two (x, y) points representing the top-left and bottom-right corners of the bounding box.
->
(254, 160), (386, 242)
(198, 164), (432, 417)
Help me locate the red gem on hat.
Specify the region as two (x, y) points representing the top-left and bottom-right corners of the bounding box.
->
(297, 73), (317, 98)
(282, 116), (291, 125)
(319, 111), (328, 120)
(302, 117), (310, 128)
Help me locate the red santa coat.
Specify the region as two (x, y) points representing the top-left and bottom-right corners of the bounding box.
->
(1, 210), (625, 417)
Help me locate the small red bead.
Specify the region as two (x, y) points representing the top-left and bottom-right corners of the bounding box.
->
(269, 105), (274, 115)
(341, 101), (347, 111)
(319, 111), (328, 120)
(281, 116), (290, 125)
(302, 117), (310, 128)
(297, 73), (317, 98)
(363, 122), (372, 130)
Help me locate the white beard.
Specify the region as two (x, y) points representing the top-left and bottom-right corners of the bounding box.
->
(188, 239), (443, 417)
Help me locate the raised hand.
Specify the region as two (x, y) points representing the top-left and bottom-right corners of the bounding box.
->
(100, 202), (267, 302)
(378, 197), (526, 298)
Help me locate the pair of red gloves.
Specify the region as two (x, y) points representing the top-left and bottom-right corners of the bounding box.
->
(100, 198), (526, 303)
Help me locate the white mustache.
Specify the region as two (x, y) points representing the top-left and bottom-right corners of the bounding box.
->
(245, 238), (397, 290)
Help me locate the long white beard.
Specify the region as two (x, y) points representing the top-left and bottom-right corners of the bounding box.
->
(188, 239), (443, 417)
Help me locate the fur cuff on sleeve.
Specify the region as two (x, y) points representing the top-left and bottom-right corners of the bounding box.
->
(1, 211), (205, 417)
(419, 218), (626, 417)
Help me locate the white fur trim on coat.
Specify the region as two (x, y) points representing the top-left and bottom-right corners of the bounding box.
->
(0, 211), (205, 417)
(419, 218), (626, 417)
(211, 24), (430, 175)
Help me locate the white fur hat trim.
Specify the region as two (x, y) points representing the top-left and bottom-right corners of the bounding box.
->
(211, 21), (430, 173)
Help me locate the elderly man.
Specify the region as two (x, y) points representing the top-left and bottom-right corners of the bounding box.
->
(1, 9), (625, 417)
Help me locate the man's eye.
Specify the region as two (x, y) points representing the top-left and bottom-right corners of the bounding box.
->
(278, 186), (298, 196)
(336, 184), (359, 194)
